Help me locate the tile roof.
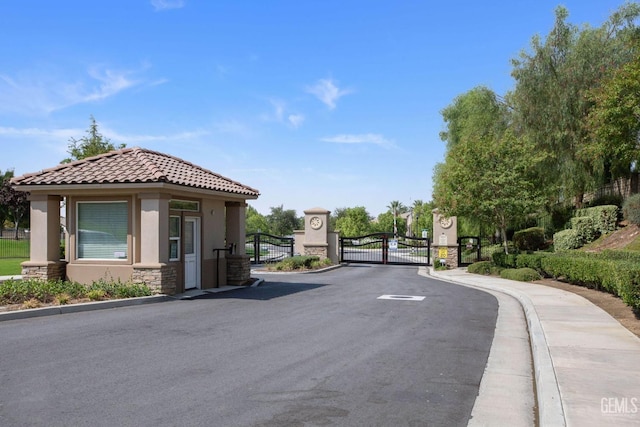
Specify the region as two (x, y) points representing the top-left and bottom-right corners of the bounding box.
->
(11, 147), (260, 197)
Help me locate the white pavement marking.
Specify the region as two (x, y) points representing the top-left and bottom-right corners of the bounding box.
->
(377, 295), (426, 301)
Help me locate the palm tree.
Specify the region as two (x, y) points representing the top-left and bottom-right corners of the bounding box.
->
(387, 200), (406, 237)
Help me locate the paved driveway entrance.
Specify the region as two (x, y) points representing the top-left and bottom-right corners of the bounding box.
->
(0, 265), (497, 426)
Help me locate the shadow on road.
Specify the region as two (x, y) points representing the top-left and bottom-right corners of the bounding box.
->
(192, 281), (328, 301)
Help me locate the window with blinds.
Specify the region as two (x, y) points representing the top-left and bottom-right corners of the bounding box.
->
(77, 201), (128, 260)
(169, 215), (180, 261)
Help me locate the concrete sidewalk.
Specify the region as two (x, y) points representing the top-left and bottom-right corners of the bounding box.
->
(430, 268), (640, 427)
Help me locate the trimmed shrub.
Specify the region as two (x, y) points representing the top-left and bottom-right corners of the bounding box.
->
(515, 253), (548, 273)
(575, 205), (618, 234)
(273, 255), (321, 271)
(600, 249), (640, 263)
(500, 268), (541, 282)
(467, 261), (493, 275)
(623, 194), (640, 225)
(492, 251), (518, 268)
(553, 229), (582, 251)
(513, 227), (546, 252)
(571, 216), (596, 243)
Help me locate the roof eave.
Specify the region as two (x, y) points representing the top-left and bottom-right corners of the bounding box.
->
(13, 182), (259, 200)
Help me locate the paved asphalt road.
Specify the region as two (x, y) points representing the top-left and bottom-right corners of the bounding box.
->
(0, 265), (498, 427)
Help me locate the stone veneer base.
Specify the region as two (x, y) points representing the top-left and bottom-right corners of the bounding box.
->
(21, 261), (67, 282)
(303, 243), (328, 259)
(132, 264), (177, 295)
(227, 255), (251, 285)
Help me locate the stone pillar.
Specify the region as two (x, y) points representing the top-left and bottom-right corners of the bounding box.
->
(225, 201), (250, 285)
(432, 209), (458, 268)
(21, 194), (66, 281)
(226, 255), (251, 285)
(225, 202), (246, 255)
(138, 193), (170, 264)
(131, 264), (177, 295)
(302, 207), (331, 260)
(133, 193), (176, 294)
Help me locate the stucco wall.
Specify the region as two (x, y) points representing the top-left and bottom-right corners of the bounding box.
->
(66, 264), (135, 285)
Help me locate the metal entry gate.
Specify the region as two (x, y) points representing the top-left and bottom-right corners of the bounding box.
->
(458, 236), (481, 266)
(340, 233), (431, 266)
(246, 233), (294, 264)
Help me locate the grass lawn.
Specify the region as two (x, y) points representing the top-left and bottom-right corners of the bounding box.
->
(0, 238), (29, 258)
(0, 258), (26, 276)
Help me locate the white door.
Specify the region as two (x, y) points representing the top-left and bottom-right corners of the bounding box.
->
(184, 217), (201, 289)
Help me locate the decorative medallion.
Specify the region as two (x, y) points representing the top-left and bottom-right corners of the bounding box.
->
(438, 214), (453, 229)
(310, 216), (323, 230)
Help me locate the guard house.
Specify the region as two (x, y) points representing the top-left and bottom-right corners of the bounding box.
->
(11, 147), (260, 295)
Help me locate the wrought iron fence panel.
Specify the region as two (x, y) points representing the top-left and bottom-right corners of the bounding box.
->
(0, 228), (30, 259)
(340, 233), (430, 266)
(246, 233), (294, 264)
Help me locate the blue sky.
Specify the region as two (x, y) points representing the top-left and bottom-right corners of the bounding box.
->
(0, 0), (629, 217)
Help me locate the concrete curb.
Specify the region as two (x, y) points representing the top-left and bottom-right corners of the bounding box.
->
(0, 295), (172, 322)
(0, 278), (268, 321)
(427, 268), (566, 427)
(251, 263), (344, 275)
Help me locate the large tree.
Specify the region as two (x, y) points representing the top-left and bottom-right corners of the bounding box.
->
(246, 205), (271, 234)
(267, 205), (300, 236)
(434, 87), (545, 252)
(62, 115), (125, 163)
(510, 4), (640, 206)
(0, 170), (29, 239)
(410, 199), (434, 238)
(0, 169), (14, 228)
(586, 36), (640, 181)
(334, 206), (373, 237)
(373, 211), (406, 236)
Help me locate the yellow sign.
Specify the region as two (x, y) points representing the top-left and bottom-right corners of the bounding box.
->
(438, 248), (448, 259)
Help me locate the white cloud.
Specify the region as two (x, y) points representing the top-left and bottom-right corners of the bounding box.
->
(83, 66), (138, 102)
(306, 78), (352, 110)
(0, 126), (80, 140)
(151, 0), (185, 11)
(288, 114), (305, 128)
(0, 125), (208, 146)
(0, 65), (146, 116)
(101, 127), (209, 144)
(320, 133), (395, 148)
(260, 99), (304, 129)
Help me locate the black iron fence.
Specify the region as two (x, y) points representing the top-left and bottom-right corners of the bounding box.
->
(246, 232), (294, 264)
(0, 228), (30, 259)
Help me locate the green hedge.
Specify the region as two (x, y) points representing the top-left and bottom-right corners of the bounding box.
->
(571, 216), (596, 244)
(492, 251), (518, 268)
(0, 278), (152, 305)
(553, 229), (582, 251)
(575, 205), (618, 235)
(467, 249), (640, 308)
(467, 261), (493, 275)
(515, 253), (547, 273)
(499, 268), (541, 282)
(623, 194), (640, 225)
(513, 227), (546, 252)
(273, 255), (322, 271)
